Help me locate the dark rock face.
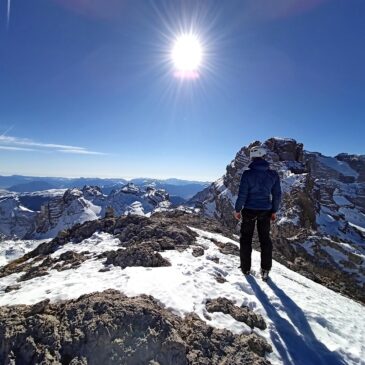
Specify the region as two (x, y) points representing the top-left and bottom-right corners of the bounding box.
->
(206, 297), (267, 330)
(0, 290), (271, 365)
(103, 246), (171, 269)
(264, 138), (304, 162)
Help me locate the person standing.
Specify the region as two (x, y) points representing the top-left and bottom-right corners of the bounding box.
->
(234, 146), (282, 281)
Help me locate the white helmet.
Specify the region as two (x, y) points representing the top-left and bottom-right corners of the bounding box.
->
(249, 146), (267, 159)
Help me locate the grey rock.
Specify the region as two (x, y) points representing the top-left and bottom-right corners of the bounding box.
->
(191, 246), (204, 257)
(206, 297), (267, 330)
(0, 290), (271, 365)
(103, 245), (171, 269)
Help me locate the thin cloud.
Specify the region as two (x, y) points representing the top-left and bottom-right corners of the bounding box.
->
(57, 149), (107, 155)
(0, 146), (35, 152)
(0, 135), (107, 155)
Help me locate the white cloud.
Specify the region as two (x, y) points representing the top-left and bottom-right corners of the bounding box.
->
(57, 149), (107, 155)
(0, 146), (35, 152)
(0, 135), (107, 155)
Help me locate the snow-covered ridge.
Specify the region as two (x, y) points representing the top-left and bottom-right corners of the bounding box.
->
(0, 218), (363, 365)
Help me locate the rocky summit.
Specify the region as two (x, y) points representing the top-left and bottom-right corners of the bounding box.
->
(190, 137), (365, 302)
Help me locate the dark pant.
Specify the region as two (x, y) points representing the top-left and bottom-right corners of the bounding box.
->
(239, 208), (273, 271)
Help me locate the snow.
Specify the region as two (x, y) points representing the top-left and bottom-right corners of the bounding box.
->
(0, 229), (364, 365)
(339, 207), (365, 231)
(50, 232), (121, 258)
(281, 171), (306, 194)
(333, 195), (352, 206)
(318, 156), (359, 178)
(213, 177), (226, 193)
(219, 188), (237, 206)
(203, 200), (216, 217)
(298, 241), (315, 256)
(349, 222), (365, 234)
(0, 239), (47, 267)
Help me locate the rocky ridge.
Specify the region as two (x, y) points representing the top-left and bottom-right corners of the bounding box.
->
(0, 211), (272, 364)
(0, 211), (234, 282)
(190, 138), (365, 302)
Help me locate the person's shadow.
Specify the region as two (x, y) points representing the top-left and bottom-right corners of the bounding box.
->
(246, 276), (346, 365)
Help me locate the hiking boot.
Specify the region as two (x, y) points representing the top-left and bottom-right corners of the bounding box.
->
(261, 269), (270, 281)
(240, 268), (251, 276)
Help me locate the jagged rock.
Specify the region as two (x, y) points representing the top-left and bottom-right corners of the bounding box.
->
(103, 246), (171, 269)
(206, 256), (220, 264)
(115, 217), (197, 249)
(189, 137), (365, 303)
(0, 290), (271, 365)
(16, 251), (89, 282)
(210, 237), (240, 256)
(52, 251), (88, 271)
(192, 246), (204, 257)
(206, 297), (267, 330)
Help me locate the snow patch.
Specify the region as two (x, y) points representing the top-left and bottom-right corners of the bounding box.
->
(0, 229), (364, 365)
(318, 156), (359, 178)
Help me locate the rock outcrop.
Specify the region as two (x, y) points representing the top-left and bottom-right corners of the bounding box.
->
(206, 297), (267, 330)
(0, 290), (271, 365)
(103, 246), (171, 269)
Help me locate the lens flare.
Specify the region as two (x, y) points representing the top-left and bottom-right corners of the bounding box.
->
(171, 34), (203, 78)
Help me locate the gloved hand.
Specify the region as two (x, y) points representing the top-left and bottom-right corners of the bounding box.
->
(271, 213), (276, 221)
(234, 211), (241, 220)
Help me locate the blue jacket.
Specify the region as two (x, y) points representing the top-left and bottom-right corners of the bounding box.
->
(234, 158), (282, 213)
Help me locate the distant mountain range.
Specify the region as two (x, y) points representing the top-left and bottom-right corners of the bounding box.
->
(0, 176), (210, 200)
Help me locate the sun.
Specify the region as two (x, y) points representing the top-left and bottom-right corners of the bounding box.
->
(171, 33), (203, 77)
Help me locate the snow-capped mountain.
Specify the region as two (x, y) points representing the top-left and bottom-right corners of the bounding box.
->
(0, 211), (363, 364)
(1, 175), (209, 199)
(190, 138), (365, 302)
(0, 184), (171, 240)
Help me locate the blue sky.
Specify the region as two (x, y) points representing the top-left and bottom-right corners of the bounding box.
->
(0, 0), (364, 181)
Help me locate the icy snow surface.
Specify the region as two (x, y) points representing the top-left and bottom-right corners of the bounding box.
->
(0, 230), (364, 365)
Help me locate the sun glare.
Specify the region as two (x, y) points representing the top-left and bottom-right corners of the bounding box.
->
(171, 34), (203, 78)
